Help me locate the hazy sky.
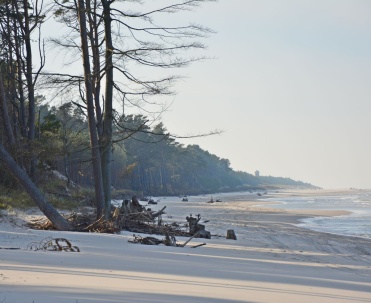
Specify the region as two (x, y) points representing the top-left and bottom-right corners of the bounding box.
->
(43, 0), (371, 189)
(157, 0), (371, 189)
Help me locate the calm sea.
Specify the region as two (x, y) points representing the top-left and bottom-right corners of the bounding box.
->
(264, 190), (371, 239)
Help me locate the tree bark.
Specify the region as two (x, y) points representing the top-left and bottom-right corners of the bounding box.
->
(101, 0), (114, 219)
(18, 0), (36, 142)
(86, 0), (103, 137)
(77, 0), (105, 218)
(14, 0), (38, 178)
(226, 229), (237, 240)
(0, 69), (16, 145)
(0, 143), (73, 231)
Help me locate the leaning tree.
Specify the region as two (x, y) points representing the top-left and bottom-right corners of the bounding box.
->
(0, 0), (73, 230)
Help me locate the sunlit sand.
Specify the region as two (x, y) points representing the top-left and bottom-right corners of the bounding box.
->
(1, 189), (371, 303)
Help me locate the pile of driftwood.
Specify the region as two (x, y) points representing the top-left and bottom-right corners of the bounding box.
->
(28, 196), (203, 238)
(28, 211), (119, 233)
(117, 196), (190, 237)
(27, 196), (240, 248)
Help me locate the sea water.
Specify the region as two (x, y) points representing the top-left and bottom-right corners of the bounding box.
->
(264, 191), (371, 239)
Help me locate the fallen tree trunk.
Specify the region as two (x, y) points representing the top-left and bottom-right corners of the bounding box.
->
(128, 233), (206, 248)
(0, 143), (73, 231)
(151, 206), (167, 220)
(120, 197), (166, 221)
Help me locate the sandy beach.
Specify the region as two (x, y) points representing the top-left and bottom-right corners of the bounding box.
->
(1, 189), (371, 303)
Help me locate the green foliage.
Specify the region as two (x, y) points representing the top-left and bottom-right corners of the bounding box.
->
(0, 102), (313, 202)
(0, 178), (87, 211)
(0, 202), (6, 210)
(113, 115), (313, 195)
(40, 113), (62, 134)
(39, 174), (92, 209)
(258, 175), (312, 187)
(0, 189), (35, 210)
(45, 194), (81, 210)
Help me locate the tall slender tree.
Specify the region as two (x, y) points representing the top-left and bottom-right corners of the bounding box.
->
(100, 0), (114, 217)
(77, 0), (105, 218)
(49, 0), (214, 219)
(0, 65), (15, 145)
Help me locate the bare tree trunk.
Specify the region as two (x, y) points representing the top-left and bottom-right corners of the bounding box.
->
(0, 69), (16, 145)
(15, 0), (38, 178)
(86, 0), (103, 137)
(101, 0), (114, 219)
(0, 143), (73, 231)
(64, 155), (71, 188)
(17, 0), (36, 139)
(4, 5), (20, 141)
(77, 0), (105, 219)
(14, 36), (27, 138)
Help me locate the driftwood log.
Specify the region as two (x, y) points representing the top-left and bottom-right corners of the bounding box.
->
(120, 196), (166, 221)
(28, 197), (198, 238)
(226, 229), (237, 240)
(129, 233), (206, 248)
(186, 214), (211, 239)
(117, 196), (191, 236)
(121, 196), (144, 213)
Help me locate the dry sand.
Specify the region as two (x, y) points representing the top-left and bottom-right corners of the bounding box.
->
(1, 189), (371, 303)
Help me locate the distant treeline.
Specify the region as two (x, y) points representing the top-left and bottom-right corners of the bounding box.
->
(0, 103), (313, 195)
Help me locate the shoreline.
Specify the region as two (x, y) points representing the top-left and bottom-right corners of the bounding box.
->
(188, 189), (354, 225)
(248, 192), (353, 225)
(252, 189), (370, 239)
(1, 189), (371, 302)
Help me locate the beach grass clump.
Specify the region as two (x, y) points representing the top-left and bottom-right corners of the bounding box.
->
(0, 189), (34, 210)
(0, 181), (94, 211)
(38, 177), (95, 209)
(0, 200), (7, 210)
(44, 193), (81, 210)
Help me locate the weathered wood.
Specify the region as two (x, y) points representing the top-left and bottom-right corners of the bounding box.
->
(131, 196), (145, 212)
(129, 234), (206, 248)
(226, 229), (237, 240)
(157, 215), (163, 226)
(186, 214), (201, 234)
(121, 197), (147, 214)
(0, 143), (73, 231)
(120, 199), (129, 213)
(186, 214), (211, 239)
(151, 206), (167, 219)
(178, 233), (198, 247)
(148, 198), (158, 205)
(197, 229), (211, 239)
(163, 234), (177, 246)
(191, 243), (206, 248)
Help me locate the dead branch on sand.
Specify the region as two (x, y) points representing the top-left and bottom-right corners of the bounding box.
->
(129, 233), (206, 248)
(27, 237), (80, 252)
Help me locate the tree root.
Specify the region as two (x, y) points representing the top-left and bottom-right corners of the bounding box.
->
(27, 237), (80, 252)
(128, 233), (206, 248)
